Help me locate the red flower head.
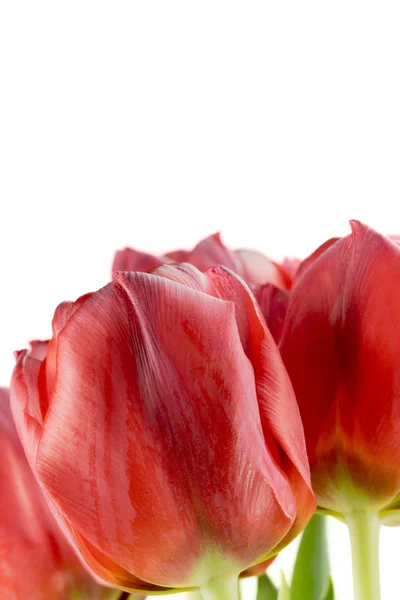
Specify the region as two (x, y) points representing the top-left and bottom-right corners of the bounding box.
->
(280, 222), (400, 520)
(0, 388), (115, 600)
(113, 234), (296, 346)
(113, 232), (298, 289)
(11, 264), (314, 596)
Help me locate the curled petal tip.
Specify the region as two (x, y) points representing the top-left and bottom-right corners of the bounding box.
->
(29, 340), (49, 361)
(14, 349), (25, 361)
(349, 219), (370, 235)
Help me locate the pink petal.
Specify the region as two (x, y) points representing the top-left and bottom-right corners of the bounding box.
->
(294, 237), (340, 282)
(253, 284), (289, 343)
(35, 268), (297, 587)
(112, 248), (169, 273)
(203, 266), (315, 546)
(234, 250), (288, 288)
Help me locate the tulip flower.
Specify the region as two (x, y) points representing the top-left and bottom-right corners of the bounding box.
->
(279, 222), (400, 600)
(0, 387), (117, 600)
(11, 264), (314, 599)
(113, 232), (297, 289)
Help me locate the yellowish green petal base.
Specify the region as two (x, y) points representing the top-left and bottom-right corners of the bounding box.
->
(200, 575), (239, 600)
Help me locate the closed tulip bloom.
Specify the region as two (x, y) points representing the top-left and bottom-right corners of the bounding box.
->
(279, 222), (400, 600)
(113, 232), (295, 289)
(0, 388), (116, 600)
(11, 264), (314, 599)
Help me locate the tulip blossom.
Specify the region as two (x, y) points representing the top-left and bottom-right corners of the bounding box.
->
(113, 232), (298, 289)
(11, 264), (314, 599)
(0, 388), (116, 600)
(279, 222), (400, 600)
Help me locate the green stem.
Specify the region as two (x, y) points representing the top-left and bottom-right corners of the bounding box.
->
(200, 574), (239, 600)
(345, 511), (381, 600)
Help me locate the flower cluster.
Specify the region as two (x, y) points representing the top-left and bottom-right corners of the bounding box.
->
(2, 221), (399, 599)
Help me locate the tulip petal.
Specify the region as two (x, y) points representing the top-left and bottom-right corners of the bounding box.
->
(294, 238), (340, 282)
(36, 268), (297, 587)
(241, 556), (275, 578)
(112, 248), (168, 273)
(280, 258), (301, 287)
(280, 221), (400, 512)
(253, 284), (289, 344)
(163, 249), (191, 262)
(389, 234), (400, 246)
(233, 250), (288, 288)
(182, 233), (237, 272)
(70, 487), (275, 588)
(203, 267), (315, 547)
(11, 350), (45, 464)
(112, 234), (290, 290)
(71, 529), (182, 594)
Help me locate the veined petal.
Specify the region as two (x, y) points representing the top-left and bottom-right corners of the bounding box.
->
(36, 270), (295, 588)
(253, 284), (289, 343)
(184, 233), (237, 272)
(233, 250), (288, 288)
(70, 529), (181, 594)
(294, 237), (340, 282)
(11, 350), (45, 464)
(112, 234), (291, 291)
(46, 294), (94, 396)
(203, 267), (315, 547)
(280, 221), (400, 513)
(112, 248), (169, 273)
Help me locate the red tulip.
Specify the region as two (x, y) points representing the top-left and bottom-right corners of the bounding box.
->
(279, 222), (400, 518)
(11, 264), (314, 597)
(0, 388), (116, 600)
(113, 233), (296, 289)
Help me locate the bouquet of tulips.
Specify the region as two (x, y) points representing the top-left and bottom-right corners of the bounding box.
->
(1, 221), (397, 600)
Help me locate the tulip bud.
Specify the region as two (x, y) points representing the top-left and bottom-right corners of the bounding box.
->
(0, 388), (115, 600)
(11, 264), (314, 598)
(280, 222), (400, 519)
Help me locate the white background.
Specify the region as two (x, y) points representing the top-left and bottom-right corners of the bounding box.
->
(1, 3), (400, 599)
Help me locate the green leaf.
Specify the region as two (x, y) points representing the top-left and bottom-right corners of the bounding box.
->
(290, 514), (330, 600)
(256, 574), (278, 600)
(319, 577), (334, 600)
(277, 573), (291, 600)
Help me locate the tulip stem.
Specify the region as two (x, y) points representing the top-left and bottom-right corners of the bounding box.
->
(200, 574), (239, 600)
(345, 511), (381, 600)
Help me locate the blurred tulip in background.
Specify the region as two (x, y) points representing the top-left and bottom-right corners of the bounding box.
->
(0, 388), (116, 600)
